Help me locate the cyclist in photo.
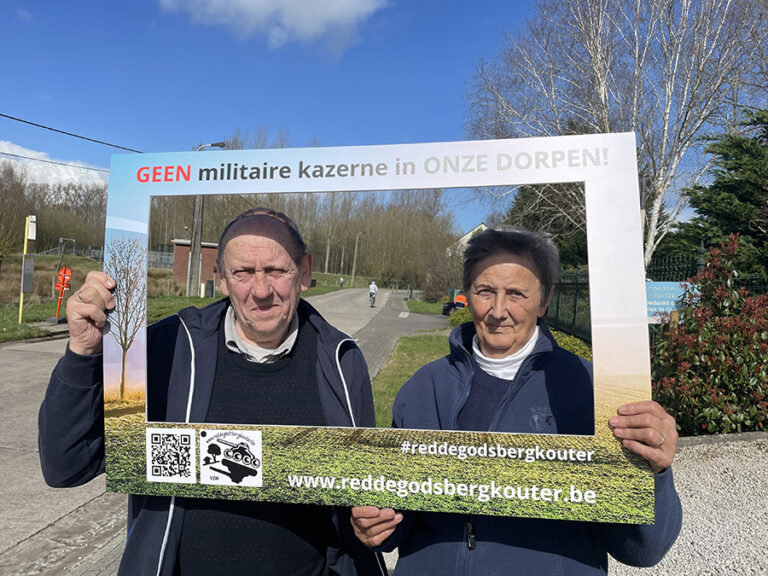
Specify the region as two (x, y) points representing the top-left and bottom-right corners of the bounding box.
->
(368, 281), (378, 307)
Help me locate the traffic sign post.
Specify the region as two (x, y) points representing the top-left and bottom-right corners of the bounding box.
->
(18, 215), (36, 325)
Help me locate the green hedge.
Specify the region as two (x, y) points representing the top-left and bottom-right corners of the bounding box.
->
(652, 236), (768, 435)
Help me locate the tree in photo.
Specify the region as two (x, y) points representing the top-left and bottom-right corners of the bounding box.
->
(503, 182), (588, 268)
(105, 237), (147, 400)
(467, 0), (767, 265)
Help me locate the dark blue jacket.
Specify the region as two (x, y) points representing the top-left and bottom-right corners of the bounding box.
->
(39, 298), (387, 576)
(381, 320), (682, 576)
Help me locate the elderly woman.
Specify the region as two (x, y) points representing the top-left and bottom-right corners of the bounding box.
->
(352, 228), (682, 575)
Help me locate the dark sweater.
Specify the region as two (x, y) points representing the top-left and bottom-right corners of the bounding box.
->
(178, 318), (331, 576)
(457, 369), (518, 432)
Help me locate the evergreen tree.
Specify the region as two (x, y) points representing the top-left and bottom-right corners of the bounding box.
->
(672, 110), (768, 275)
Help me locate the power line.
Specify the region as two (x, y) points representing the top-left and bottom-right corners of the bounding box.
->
(0, 151), (110, 173)
(0, 112), (142, 153)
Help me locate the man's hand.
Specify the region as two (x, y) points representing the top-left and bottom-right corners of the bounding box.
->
(66, 271), (116, 356)
(609, 400), (678, 473)
(350, 506), (403, 548)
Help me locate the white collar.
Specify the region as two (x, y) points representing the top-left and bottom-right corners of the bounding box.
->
(472, 326), (540, 380)
(224, 306), (299, 364)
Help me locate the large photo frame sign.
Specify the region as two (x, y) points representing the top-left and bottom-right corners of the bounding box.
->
(103, 133), (655, 523)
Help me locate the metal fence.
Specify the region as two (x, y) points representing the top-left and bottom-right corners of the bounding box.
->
(645, 254), (702, 281)
(82, 247), (104, 262)
(546, 257), (768, 345)
(35, 246), (173, 270)
(148, 251), (174, 270)
(546, 268), (591, 343)
(36, 245), (104, 261)
(736, 276), (768, 295)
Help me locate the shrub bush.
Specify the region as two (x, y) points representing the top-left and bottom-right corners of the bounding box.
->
(450, 307), (472, 327)
(652, 235), (768, 435)
(551, 330), (592, 361)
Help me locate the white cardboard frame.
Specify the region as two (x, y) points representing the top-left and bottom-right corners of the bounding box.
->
(102, 133), (654, 523)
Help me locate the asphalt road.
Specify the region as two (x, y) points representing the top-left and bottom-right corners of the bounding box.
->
(0, 288), (447, 576)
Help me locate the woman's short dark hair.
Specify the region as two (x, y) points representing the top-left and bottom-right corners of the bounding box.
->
(462, 227), (560, 303)
(216, 207), (309, 270)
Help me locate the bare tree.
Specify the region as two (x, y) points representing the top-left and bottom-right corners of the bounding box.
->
(218, 126), (291, 151)
(0, 163), (27, 273)
(321, 191), (355, 274)
(105, 237), (146, 400)
(30, 181), (107, 250)
(358, 189), (457, 291)
(468, 0), (768, 264)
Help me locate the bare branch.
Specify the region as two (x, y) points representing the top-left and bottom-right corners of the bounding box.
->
(467, 0), (767, 265)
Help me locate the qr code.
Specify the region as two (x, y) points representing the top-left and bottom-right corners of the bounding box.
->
(146, 428), (196, 484)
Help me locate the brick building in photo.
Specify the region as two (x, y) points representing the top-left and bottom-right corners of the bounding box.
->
(172, 239), (219, 295)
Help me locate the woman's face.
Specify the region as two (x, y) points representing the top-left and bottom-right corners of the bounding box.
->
(469, 252), (551, 359)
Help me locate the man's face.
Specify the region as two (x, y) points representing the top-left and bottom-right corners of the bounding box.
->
(219, 218), (312, 348)
(469, 252), (551, 359)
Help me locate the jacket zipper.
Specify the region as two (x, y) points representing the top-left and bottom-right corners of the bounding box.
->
(153, 315), (195, 576)
(465, 515), (477, 550)
(452, 345), (476, 430)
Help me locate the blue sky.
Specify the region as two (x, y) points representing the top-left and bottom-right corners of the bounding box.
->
(0, 1), (535, 233)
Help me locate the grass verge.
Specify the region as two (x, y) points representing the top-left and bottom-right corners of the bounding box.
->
(406, 300), (443, 315)
(372, 334), (450, 427)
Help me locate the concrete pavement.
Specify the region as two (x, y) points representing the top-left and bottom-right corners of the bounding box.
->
(0, 289), (448, 575)
(0, 334), (128, 576)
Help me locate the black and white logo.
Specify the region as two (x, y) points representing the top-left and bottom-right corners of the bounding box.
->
(199, 429), (262, 487)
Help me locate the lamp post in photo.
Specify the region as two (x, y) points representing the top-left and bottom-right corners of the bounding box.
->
(351, 231), (364, 288)
(186, 142), (226, 297)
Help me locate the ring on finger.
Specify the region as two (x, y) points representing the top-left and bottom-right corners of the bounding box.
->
(77, 290), (84, 302)
(655, 434), (665, 448)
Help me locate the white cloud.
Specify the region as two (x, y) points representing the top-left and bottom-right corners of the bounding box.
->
(158, 0), (387, 50)
(0, 142), (109, 186)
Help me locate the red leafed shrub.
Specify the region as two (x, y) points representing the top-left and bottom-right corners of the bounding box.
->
(652, 235), (768, 435)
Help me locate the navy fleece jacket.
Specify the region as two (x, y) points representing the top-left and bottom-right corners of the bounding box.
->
(380, 320), (682, 576)
(38, 298), (386, 576)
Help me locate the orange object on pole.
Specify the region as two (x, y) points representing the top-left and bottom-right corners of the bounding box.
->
(55, 266), (72, 318)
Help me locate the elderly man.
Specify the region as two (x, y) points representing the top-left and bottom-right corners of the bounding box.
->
(351, 228), (682, 575)
(39, 208), (384, 576)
